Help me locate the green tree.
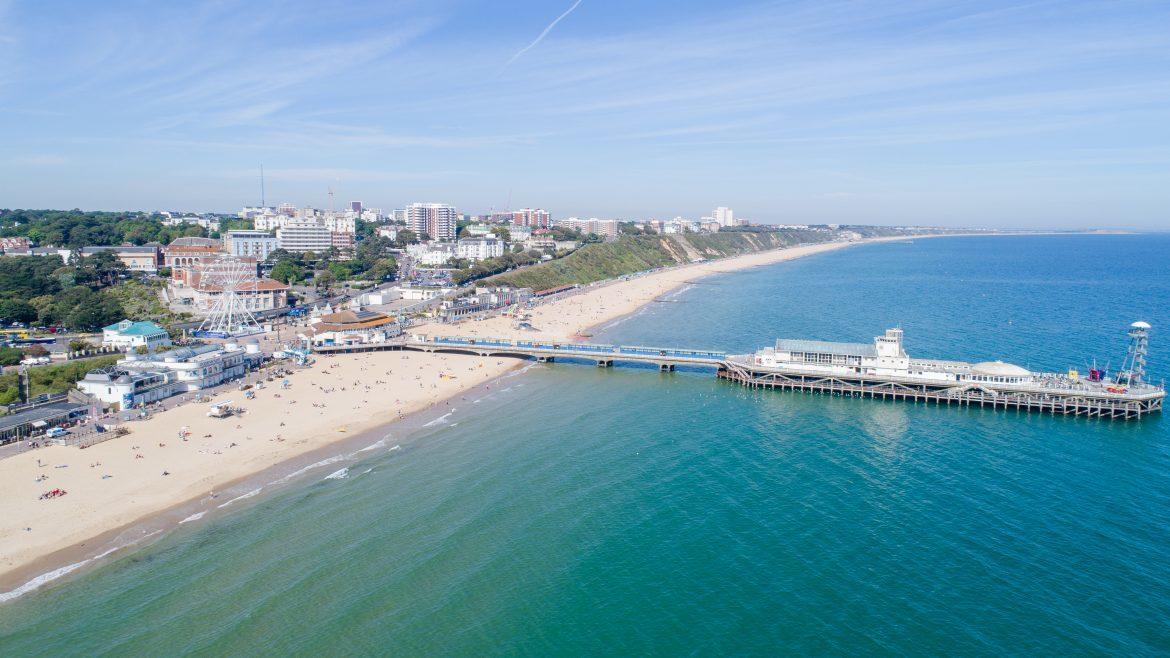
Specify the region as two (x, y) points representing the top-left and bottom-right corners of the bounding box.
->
(69, 339), (94, 352)
(0, 299), (37, 324)
(0, 346), (24, 366)
(368, 257), (397, 281)
(394, 230), (418, 247)
(314, 270), (336, 295)
(270, 259), (303, 284)
(75, 250), (128, 288)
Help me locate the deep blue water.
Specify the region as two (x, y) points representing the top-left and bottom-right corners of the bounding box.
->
(1, 234), (1168, 655)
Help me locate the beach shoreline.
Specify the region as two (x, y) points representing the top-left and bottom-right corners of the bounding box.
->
(0, 232), (1000, 599)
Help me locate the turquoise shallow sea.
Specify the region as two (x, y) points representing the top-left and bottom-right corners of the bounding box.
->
(1, 235), (1169, 655)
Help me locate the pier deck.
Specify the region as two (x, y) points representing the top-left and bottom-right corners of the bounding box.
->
(718, 358), (1164, 420)
(403, 335), (725, 371)
(315, 336), (1163, 420)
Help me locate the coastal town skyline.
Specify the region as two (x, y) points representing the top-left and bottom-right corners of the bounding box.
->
(2, 1), (1169, 228)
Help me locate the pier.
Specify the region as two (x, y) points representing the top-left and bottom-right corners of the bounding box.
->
(318, 334), (1164, 421)
(717, 359), (1164, 420)
(404, 335), (725, 372)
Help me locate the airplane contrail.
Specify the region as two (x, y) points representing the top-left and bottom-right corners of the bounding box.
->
(501, 0), (583, 71)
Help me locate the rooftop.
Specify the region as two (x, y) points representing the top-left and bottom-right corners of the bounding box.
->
(104, 320), (168, 336)
(775, 338), (878, 358)
(81, 245), (160, 254)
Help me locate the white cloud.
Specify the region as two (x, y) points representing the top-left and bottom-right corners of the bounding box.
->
(501, 0), (583, 71)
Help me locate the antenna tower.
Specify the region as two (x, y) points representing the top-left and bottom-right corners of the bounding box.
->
(260, 164), (266, 207)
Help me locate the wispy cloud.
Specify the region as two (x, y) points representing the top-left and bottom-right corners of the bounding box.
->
(500, 0), (583, 72)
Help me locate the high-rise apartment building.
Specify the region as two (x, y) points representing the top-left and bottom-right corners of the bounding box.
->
(224, 230), (278, 260)
(490, 208), (550, 229)
(403, 203), (458, 241)
(713, 206), (734, 227)
(276, 218), (332, 253)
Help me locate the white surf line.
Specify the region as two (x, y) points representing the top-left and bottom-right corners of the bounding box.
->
(0, 530), (163, 603)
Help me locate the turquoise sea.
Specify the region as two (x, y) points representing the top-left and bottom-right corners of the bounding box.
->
(2, 234), (1169, 655)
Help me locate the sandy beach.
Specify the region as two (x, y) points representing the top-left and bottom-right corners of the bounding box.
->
(0, 237), (876, 595)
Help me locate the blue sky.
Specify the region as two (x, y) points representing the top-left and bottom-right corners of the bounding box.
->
(1, 0), (1168, 228)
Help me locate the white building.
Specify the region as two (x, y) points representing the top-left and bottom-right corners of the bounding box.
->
(456, 238), (505, 262)
(78, 343), (262, 409)
(324, 214), (356, 234)
(277, 218), (332, 253)
(558, 217), (619, 238)
(102, 320), (172, 351)
(224, 230), (278, 260)
(253, 212), (290, 231)
(403, 203), (458, 241)
(162, 215), (221, 232)
(713, 207), (734, 227)
(397, 286), (451, 301)
(302, 309), (405, 348)
(406, 242), (457, 266)
(463, 223), (493, 237)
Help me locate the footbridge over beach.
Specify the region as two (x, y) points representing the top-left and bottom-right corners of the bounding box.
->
(404, 335), (728, 371)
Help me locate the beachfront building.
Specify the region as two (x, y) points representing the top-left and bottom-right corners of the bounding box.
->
(403, 203), (458, 241)
(303, 309), (405, 348)
(397, 285), (452, 301)
(79, 245), (163, 273)
(77, 342), (264, 409)
(439, 287), (532, 322)
(224, 230), (278, 260)
(0, 392), (93, 445)
(102, 320), (172, 351)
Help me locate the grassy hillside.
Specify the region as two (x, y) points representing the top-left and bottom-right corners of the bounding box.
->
(487, 229), (842, 291)
(485, 236), (679, 291)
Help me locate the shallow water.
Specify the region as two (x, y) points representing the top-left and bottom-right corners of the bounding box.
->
(1, 234), (1168, 655)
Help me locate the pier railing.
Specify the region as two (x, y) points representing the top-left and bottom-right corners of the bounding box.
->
(406, 335), (727, 370)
